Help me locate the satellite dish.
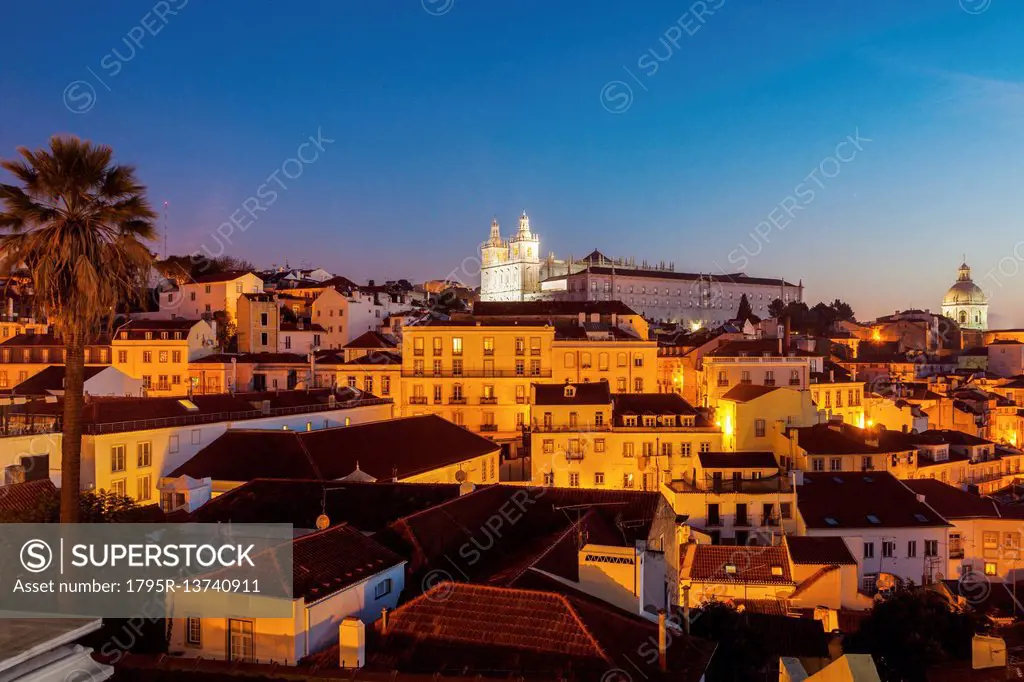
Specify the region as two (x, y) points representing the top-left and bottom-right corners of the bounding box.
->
(315, 514), (330, 530)
(454, 470), (467, 483)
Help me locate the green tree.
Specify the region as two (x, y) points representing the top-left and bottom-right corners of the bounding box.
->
(847, 588), (983, 682)
(736, 294), (754, 323)
(0, 136), (156, 522)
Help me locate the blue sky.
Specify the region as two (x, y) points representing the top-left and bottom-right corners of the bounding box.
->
(2, 0), (1023, 323)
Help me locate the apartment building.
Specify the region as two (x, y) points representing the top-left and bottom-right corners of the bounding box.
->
(400, 320), (553, 448)
(529, 382), (723, 492)
(112, 319), (216, 396)
(663, 451), (796, 546)
(158, 270), (264, 321)
(702, 339), (817, 408)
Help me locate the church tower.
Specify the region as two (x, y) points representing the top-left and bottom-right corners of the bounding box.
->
(942, 260), (988, 331)
(508, 211), (541, 300)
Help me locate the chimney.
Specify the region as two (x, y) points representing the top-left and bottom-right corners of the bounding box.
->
(338, 618), (365, 669)
(682, 586), (691, 635)
(658, 610), (668, 672)
(4, 464), (26, 486)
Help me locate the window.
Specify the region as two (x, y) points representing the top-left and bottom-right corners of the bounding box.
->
(374, 578), (393, 599)
(137, 442), (152, 468)
(907, 540), (917, 558)
(186, 618), (202, 646)
(754, 419), (766, 438)
(595, 472), (605, 485)
(228, 620), (254, 663)
(111, 445), (126, 473)
(137, 475), (152, 501)
(569, 472), (580, 487)
(882, 541), (895, 558)
(864, 542), (875, 559)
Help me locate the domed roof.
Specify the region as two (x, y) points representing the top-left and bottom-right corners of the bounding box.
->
(943, 262), (988, 306)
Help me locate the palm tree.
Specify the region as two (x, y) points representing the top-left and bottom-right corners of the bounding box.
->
(0, 136), (156, 522)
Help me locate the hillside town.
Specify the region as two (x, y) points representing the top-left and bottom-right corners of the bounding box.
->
(3, 181), (1024, 680)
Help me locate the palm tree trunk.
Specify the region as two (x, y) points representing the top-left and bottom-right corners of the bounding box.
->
(60, 328), (85, 523)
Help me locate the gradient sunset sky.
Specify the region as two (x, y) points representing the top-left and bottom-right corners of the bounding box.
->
(2, 1), (1023, 324)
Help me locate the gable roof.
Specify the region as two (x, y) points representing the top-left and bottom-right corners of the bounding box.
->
(187, 479), (461, 531)
(785, 536), (857, 565)
(168, 415), (498, 483)
(903, 479), (1001, 519)
(344, 331), (397, 350)
(797, 472), (950, 530)
(11, 365), (107, 395)
(687, 545), (794, 584)
(720, 384), (782, 402)
(352, 581), (714, 680)
(534, 381), (610, 406)
(290, 524), (404, 601)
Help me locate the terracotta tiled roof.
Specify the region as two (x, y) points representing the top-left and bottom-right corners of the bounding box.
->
(785, 536), (857, 565)
(612, 393), (698, 416)
(169, 415), (498, 483)
(0, 479), (56, 513)
(687, 545), (794, 585)
(697, 452), (777, 469)
(903, 479), (1001, 519)
(720, 384), (782, 402)
(344, 331), (397, 349)
(790, 423), (916, 455)
(534, 381), (610, 406)
(291, 524), (404, 601)
(187, 479), (460, 531)
(356, 581), (715, 680)
(797, 472), (950, 529)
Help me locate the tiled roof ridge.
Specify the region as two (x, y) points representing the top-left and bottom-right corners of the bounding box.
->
(403, 582), (613, 664)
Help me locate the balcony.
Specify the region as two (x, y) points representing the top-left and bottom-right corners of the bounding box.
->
(480, 396), (498, 405)
(409, 396), (428, 405)
(402, 369), (551, 378)
(448, 397), (467, 405)
(479, 424), (498, 432)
